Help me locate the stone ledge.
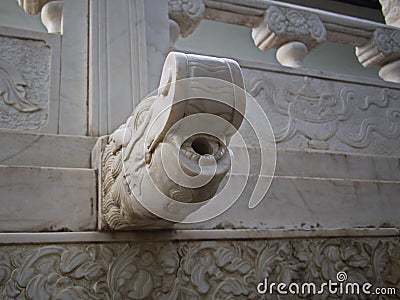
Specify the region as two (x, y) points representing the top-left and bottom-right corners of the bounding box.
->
(232, 147), (400, 181)
(0, 130), (98, 168)
(0, 165), (97, 232)
(0, 228), (398, 244)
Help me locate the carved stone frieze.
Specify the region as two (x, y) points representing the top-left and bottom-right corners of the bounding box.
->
(252, 6), (326, 67)
(243, 68), (400, 154)
(0, 237), (398, 299)
(168, 0), (204, 42)
(0, 35), (50, 130)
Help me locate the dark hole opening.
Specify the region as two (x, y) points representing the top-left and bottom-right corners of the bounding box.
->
(191, 137), (213, 155)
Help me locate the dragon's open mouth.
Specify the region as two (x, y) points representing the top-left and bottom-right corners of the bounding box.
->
(179, 134), (230, 176)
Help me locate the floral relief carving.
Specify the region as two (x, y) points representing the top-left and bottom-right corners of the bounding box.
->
(252, 6), (326, 51)
(0, 62), (41, 113)
(168, 0), (205, 38)
(247, 75), (400, 152)
(0, 237), (398, 299)
(374, 28), (400, 56)
(356, 28), (400, 68)
(0, 36), (50, 130)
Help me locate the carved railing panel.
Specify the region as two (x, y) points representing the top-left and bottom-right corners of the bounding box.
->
(169, 0), (400, 83)
(243, 66), (400, 155)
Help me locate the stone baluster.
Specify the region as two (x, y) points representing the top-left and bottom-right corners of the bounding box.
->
(17, 0), (51, 15)
(168, 0), (205, 46)
(356, 28), (400, 83)
(17, 0), (63, 34)
(41, 1), (63, 34)
(251, 6), (327, 68)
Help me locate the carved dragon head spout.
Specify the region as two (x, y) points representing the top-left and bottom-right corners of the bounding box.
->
(97, 52), (246, 230)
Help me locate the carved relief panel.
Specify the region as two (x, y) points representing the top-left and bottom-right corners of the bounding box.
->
(243, 67), (400, 155)
(0, 237), (398, 299)
(0, 26), (60, 132)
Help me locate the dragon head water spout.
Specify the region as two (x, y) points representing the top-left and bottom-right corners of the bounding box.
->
(96, 52), (246, 230)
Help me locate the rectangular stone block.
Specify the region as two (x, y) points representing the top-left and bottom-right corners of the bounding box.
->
(0, 131), (97, 168)
(0, 165), (96, 232)
(175, 174), (400, 230)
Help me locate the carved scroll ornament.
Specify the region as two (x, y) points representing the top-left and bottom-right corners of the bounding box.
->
(0, 61), (40, 113)
(98, 52), (246, 230)
(252, 6), (326, 68)
(169, 0), (205, 43)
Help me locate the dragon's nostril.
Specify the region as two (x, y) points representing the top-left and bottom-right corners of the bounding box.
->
(191, 137), (213, 155)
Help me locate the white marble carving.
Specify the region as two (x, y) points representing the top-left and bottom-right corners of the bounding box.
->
(171, 0), (400, 82)
(380, 0), (400, 28)
(243, 68), (400, 155)
(41, 0), (63, 34)
(17, 0), (52, 15)
(0, 165), (96, 232)
(0, 35), (50, 130)
(252, 6), (326, 68)
(0, 62), (40, 113)
(97, 52), (246, 230)
(17, 0), (64, 35)
(168, 0), (205, 43)
(0, 237), (398, 298)
(356, 28), (400, 82)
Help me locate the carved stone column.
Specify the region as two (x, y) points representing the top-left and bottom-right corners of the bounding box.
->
(356, 28), (400, 83)
(94, 52), (246, 230)
(168, 0), (205, 45)
(252, 6), (326, 68)
(380, 0), (400, 28)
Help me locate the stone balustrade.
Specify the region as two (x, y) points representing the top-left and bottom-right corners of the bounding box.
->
(169, 0), (400, 83)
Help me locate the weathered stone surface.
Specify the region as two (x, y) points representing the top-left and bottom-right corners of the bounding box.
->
(0, 236), (398, 298)
(0, 165), (96, 232)
(0, 34), (50, 130)
(0, 131), (97, 168)
(173, 174), (400, 230)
